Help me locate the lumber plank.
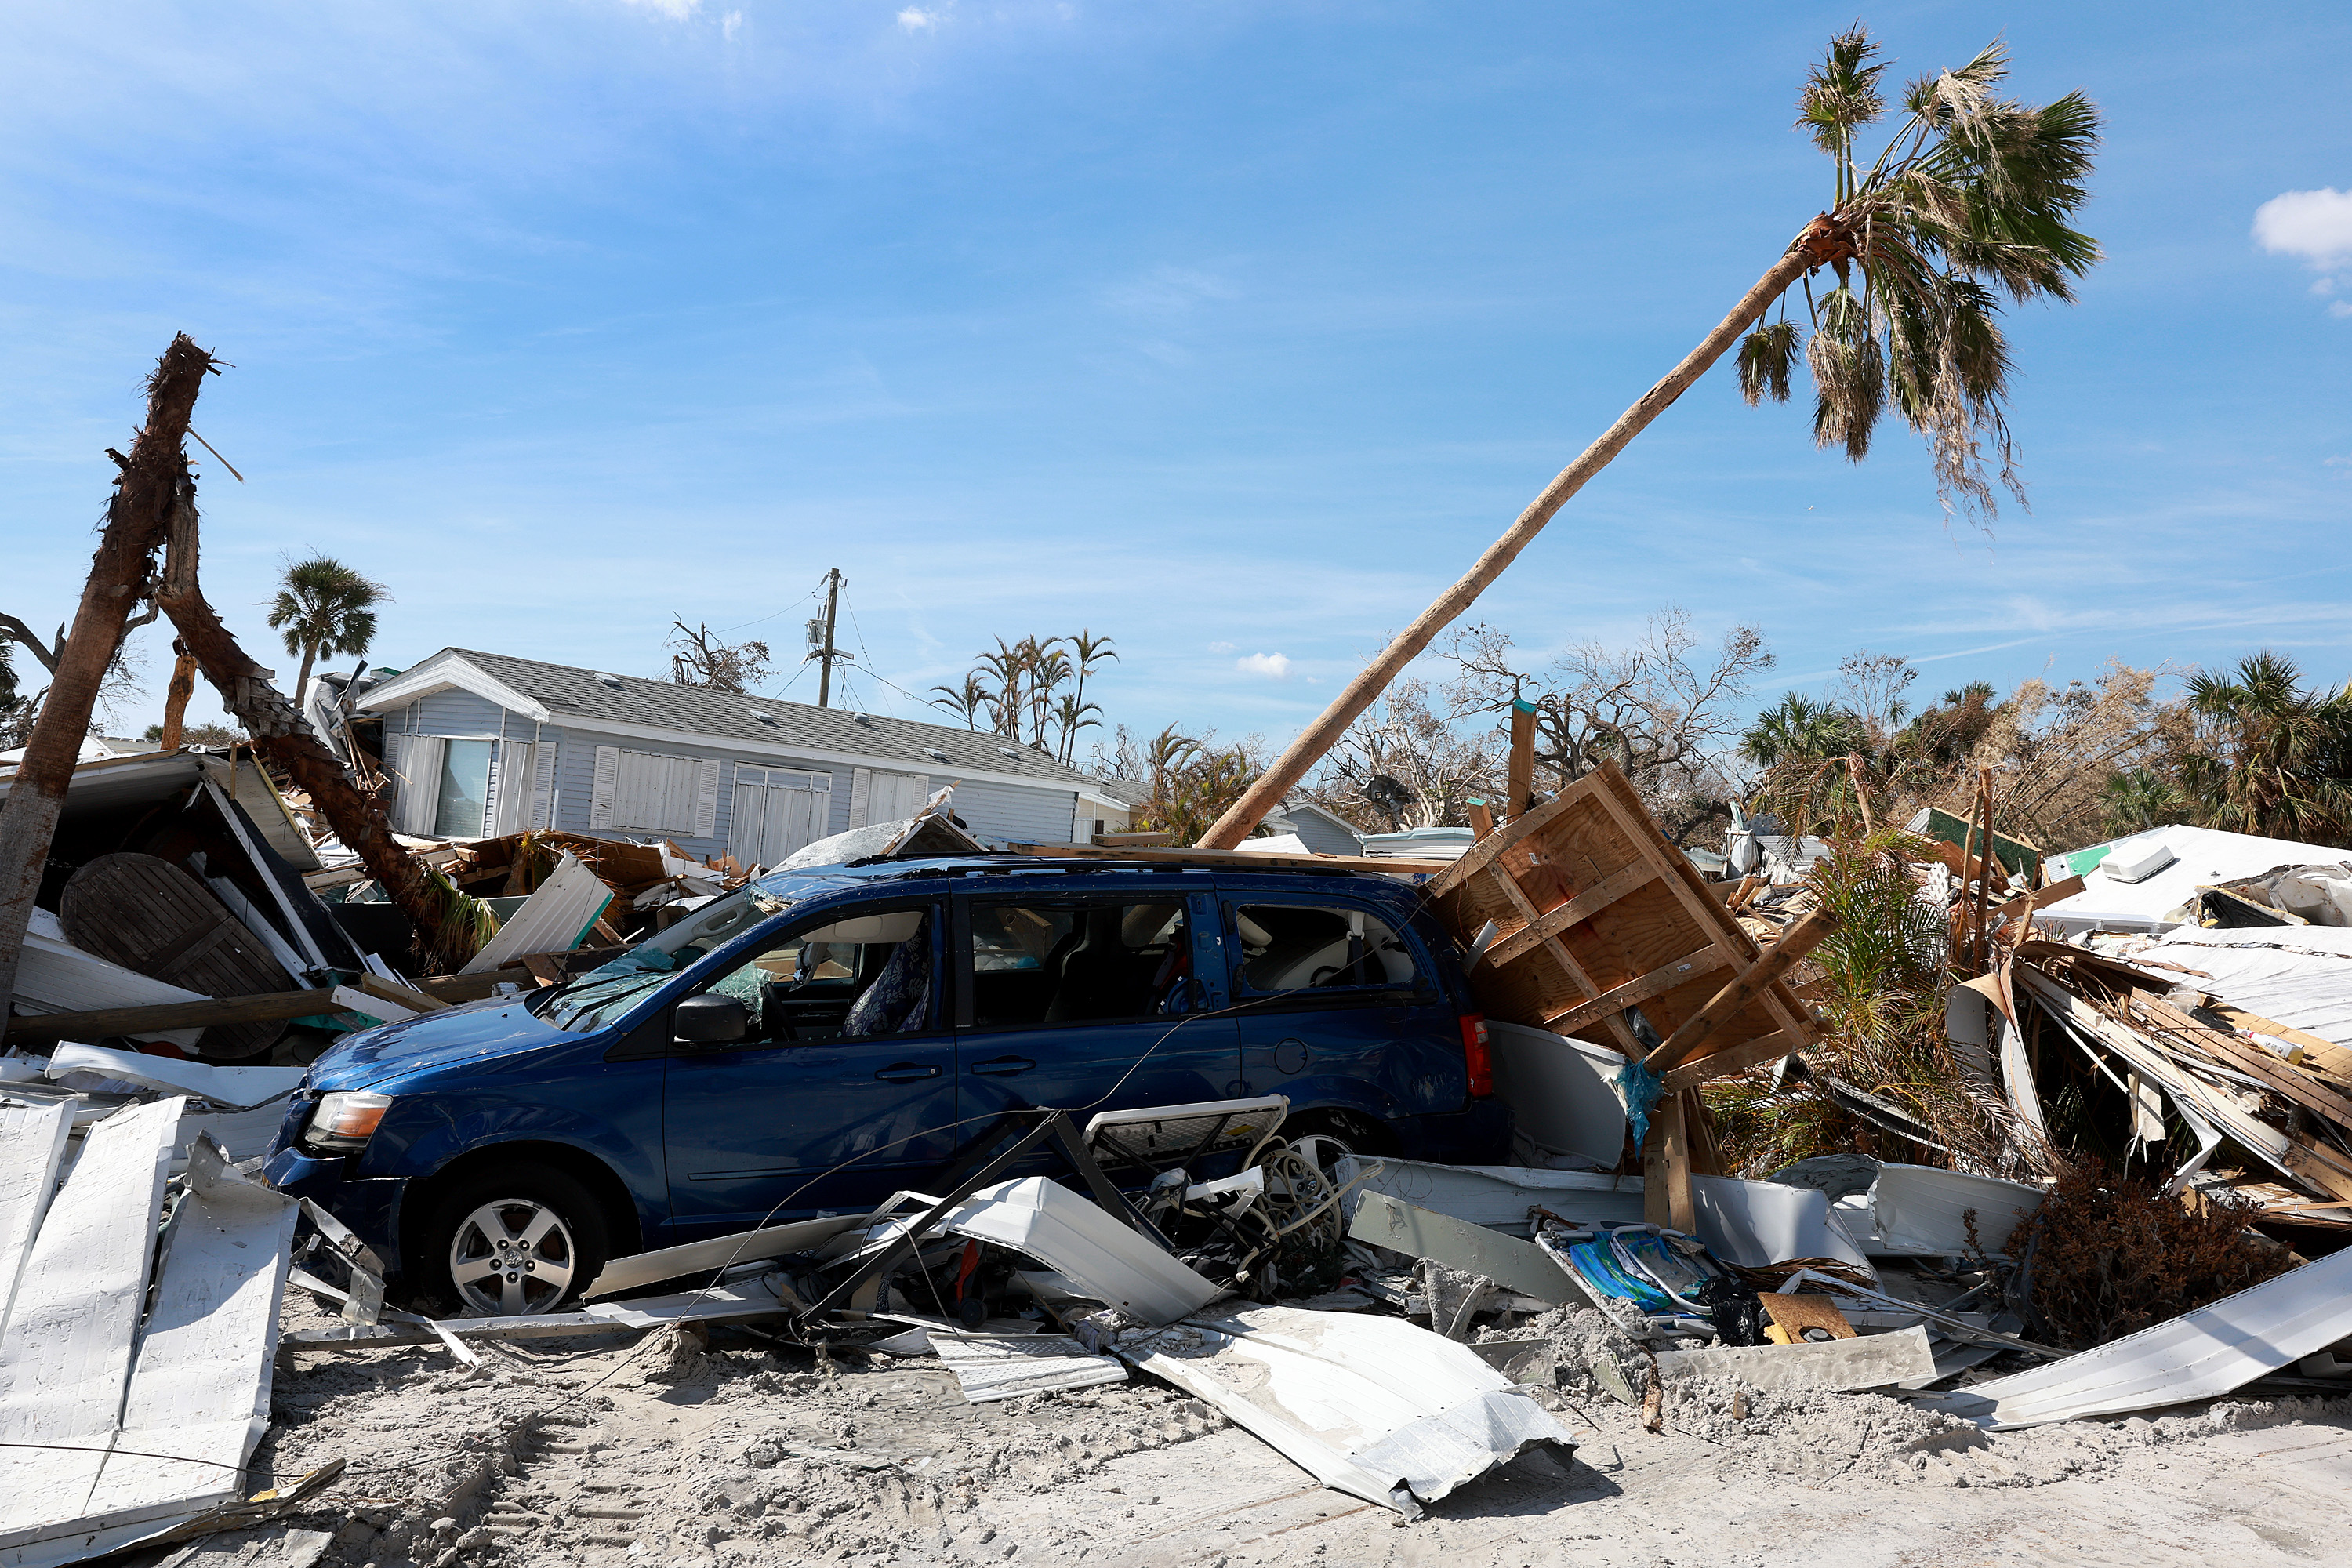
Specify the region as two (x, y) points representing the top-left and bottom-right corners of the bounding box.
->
(1641, 1091), (1695, 1231)
(1645, 906), (1842, 1074)
(2134, 996), (2352, 1131)
(355, 973), (446, 1014)
(1486, 866), (1644, 1054)
(2208, 1004), (2352, 1083)
(410, 971), (510, 1004)
(1484, 861), (1659, 969)
(1661, 1029), (1799, 1094)
(3, 988), (343, 1042)
(1543, 945), (1726, 1039)
(1425, 785), (1584, 898)
(999, 841), (1450, 876)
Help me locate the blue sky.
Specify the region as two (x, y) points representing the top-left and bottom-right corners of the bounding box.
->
(2, 1), (2347, 765)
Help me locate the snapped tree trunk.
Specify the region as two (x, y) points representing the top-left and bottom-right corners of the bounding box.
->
(0, 334), (216, 1020)
(152, 502), (494, 972)
(1196, 241), (1820, 849)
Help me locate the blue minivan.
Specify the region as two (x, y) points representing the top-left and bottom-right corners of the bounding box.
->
(264, 854), (1508, 1315)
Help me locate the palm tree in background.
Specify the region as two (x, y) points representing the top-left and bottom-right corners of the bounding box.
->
(1203, 27), (2101, 848)
(927, 673), (992, 730)
(1742, 691), (1870, 829)
(267, 555), (388, 708)
(2176, 652), (2352, 842)
(1065, 630), (1117, 764)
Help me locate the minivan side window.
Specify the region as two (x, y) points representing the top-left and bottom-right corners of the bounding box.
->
(1230, 904), (1419, 995)
(701, 906), (937, 1042)
(966, 900), (1192, 1027)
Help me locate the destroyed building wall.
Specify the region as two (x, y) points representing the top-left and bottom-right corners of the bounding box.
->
(376, 687), (1088, 861)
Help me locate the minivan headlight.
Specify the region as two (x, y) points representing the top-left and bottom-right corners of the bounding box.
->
(305, 1091), (394, 1153)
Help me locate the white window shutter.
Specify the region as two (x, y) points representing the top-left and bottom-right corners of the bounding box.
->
(399, 736), (445, 835)
(490, 742), (528, 837)
(530, 743), (557, 829)
(590, 746), (619, 829)
(692, 759), (720, 839)
(849, 768), (873, 829)
(381, 733), (412, 826)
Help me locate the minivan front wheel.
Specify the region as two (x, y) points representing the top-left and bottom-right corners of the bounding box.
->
(424, 1165), (610, 1317)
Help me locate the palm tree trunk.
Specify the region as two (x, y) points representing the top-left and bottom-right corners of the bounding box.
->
(153, 496), (493, 971)
(1196, 242), (1817, 850)
(294, 637), (319, 720)
(0, 334), (216, 1022)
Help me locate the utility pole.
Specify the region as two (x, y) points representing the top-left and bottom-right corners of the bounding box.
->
(806, 568), (850, 708)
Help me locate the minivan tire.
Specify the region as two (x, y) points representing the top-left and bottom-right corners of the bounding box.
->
(421, 1163), (610, 1318)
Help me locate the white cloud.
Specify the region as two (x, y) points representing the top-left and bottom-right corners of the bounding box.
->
(897, 6), (941, 30)
(2255, 188), (2352, 263)
(2333, 300), (2352, 320)
(619, 0), (701, 19)
(1236, 652), (1291, 679)
(722, 10), (742, 41)
(1207, 640), (1235, 654)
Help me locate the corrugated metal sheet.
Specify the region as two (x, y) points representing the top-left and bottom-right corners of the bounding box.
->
(2136, 925), (2352, 1048)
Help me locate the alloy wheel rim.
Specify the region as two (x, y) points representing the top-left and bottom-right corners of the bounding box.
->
(448, 1198), (576, 1316)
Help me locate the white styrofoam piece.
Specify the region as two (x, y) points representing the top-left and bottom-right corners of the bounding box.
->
(1946, 1246), (2352, 1428)
(1655, 1324), (1937, 1392)
(462, 853), (615, 974)
(0, 1098), (181, 1548)
(0, 1103), (75, 1341)
(1120, 1304), (1576, 1518)
(13, 909), (205, 1051)
(82, 1140), (299, 1527)
(45, 1044), (303, 1112)
(1350, 1160), (1875, 1273)
(1486, 1022), (1628, 1167)
(1864, 1164), (2045, 1258)
(931, 1332), (1127, 1402)
(935, 1176), (1219, 1325)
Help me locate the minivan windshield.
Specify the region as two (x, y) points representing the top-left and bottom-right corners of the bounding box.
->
(534, 883), (801, 1032)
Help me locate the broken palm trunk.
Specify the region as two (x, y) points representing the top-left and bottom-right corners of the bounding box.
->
(0, 335), (216, 1024)
(1427, 759), (1824, 1226)
(148, 422), (495, 971)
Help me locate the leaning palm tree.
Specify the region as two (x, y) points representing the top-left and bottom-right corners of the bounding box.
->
(1200, 27), (2100, 848)
(267, 554), (388, 707)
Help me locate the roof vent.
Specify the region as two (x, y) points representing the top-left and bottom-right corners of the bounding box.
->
(924, 746), (949, 763)
(593, 672), (624, 690)
(852, 713), (876, 727)
(749, 710), (778, 726)
(996, 746), (1022, 760)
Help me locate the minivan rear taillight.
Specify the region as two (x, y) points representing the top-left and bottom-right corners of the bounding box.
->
(1459, 1013), (1493, 1098)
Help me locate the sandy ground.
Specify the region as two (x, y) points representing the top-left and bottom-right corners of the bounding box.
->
(220, 1291), (2352, 1568)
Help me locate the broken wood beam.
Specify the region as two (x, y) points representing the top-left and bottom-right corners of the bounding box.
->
(1506, 699), (1536, 818)
(1484, 862), (1658, 969)
(5, 986), (345, 1041)
(1641, 1089), (1696, 1231)
(1642, 904), (1841, 1075)
(1661, 1027), (1799, 1094)
(1543, 944), (1726, 1039)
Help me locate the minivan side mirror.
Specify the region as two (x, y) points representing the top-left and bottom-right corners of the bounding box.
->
(673, 993), (749, 1046)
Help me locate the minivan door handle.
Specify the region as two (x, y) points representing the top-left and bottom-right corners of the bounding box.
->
(874, 1063), (943, 1083)
(970, 1056), (1036, 1076)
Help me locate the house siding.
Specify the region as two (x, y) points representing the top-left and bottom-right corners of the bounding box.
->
(931, 776), (1079, 846)
(381, 694), (1082, 858)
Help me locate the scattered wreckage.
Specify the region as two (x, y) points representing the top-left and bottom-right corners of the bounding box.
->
(7, 747), (2352, 1561)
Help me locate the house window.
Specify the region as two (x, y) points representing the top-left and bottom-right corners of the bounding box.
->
(433, 739), (493, 838)
(590, 746), (720, 838)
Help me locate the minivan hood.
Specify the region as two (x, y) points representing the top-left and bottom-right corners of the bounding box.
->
(305, 997), (575, 1091)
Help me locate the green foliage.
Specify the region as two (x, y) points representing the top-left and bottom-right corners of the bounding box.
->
(1737, 28), (2103, 520)
(2172, 651), (2352, 844)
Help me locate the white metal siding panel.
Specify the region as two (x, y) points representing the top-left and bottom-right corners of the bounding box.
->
(848, 769), (872, 828)
(937, 778), (1084, 847)
(0, 1098), (180, 1543)
(0, 1102), (74, 1341)
(530, 742), (558, 830)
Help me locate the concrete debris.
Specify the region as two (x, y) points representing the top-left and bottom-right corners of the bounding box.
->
(1654, 1324), (1939, 1393)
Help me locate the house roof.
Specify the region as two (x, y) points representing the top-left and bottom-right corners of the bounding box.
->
(2039, 823), (2352, 935)
(361, 648), (1098, 789)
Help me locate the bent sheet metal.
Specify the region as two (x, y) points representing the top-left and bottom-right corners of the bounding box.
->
(1117, 1304), (1577, 1518)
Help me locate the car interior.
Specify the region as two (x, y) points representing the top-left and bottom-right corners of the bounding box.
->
(967, 901), (1190, 1028)
(705, 907), (935, 1042)
(1232, 904), (1417, 993)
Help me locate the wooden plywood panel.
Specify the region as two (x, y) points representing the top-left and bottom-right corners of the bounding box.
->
(58, 854), (293, 1060)
(1439, 760), (1820, 1076)
(0, 1098), (180, 1548)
